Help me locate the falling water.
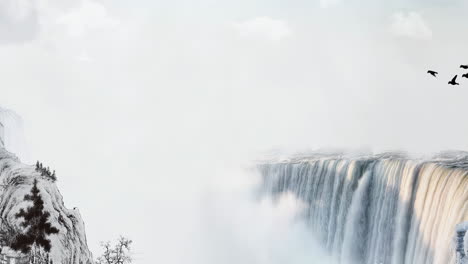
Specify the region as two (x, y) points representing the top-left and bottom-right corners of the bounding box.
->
(0, 107), (30, 162)
(258, 152), (468, 264)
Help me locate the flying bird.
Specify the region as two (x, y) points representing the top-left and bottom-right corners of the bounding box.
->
(463, 73), (468, 78)
(461, 65), (468, 69)
(448, 75), (459, 85)
(427, 70), (438, 77)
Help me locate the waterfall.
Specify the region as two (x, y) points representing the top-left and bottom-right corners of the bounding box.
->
(0, 107), (30, 162)
(258, 152), (468, 264)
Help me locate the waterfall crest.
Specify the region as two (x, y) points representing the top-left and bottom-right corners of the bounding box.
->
(258, 152), (468, 264)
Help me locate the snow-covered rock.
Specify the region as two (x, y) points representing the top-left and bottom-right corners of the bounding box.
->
(0, 148), (93, 264)
(0, 122), (4, 148)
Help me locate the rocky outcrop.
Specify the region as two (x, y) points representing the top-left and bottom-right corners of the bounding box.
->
(457, 222), (468, 264)
(0, 148), (93, 264)
(0, 122), (4, 148)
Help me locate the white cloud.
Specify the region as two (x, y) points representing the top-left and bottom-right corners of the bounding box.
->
(0, 0), (118, 44)
(31, 0), (120, 61)
(0, 0), (38, 43)
(56, 0), (119, 37)
(76, 50), (93, 62)
(390, 11), (432, 39)
(0, 0), (35, 22)
(232, 17), (291, 41)
(320, 0), (341, 8)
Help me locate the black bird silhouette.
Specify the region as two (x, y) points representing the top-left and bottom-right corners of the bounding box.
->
(448, 75), (459, 85)
(462, 73), (468, 78)
(427, 70), (438, 77)
(461, 65), (468, 69)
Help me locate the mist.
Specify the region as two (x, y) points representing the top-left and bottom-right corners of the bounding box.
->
(1, 0), (468, 263)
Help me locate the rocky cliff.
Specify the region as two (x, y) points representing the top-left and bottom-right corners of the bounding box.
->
(0, 148), (93, 264)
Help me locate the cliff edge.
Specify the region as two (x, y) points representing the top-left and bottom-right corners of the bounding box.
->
(0, 148), (93, 264)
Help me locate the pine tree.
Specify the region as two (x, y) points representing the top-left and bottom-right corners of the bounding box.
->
(11, 179), (59, 254)
(50, 171), (56, 182)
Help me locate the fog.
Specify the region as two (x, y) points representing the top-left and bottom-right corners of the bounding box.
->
(0, 0), (468, 263)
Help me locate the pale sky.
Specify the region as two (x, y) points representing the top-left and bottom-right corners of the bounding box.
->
(0, 0), (467, 263)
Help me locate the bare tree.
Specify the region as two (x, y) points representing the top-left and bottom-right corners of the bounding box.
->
(96, 236), (132, 264)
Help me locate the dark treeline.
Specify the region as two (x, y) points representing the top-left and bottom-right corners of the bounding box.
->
(35, 162), (56, 182)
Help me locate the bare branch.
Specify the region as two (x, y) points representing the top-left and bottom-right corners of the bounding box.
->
(96, 237), (132, 264)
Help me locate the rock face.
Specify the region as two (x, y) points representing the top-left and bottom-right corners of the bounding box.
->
(457, 222), (468, 264)
(0, 148), (93, 264)
(0, 122), (4, 148)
